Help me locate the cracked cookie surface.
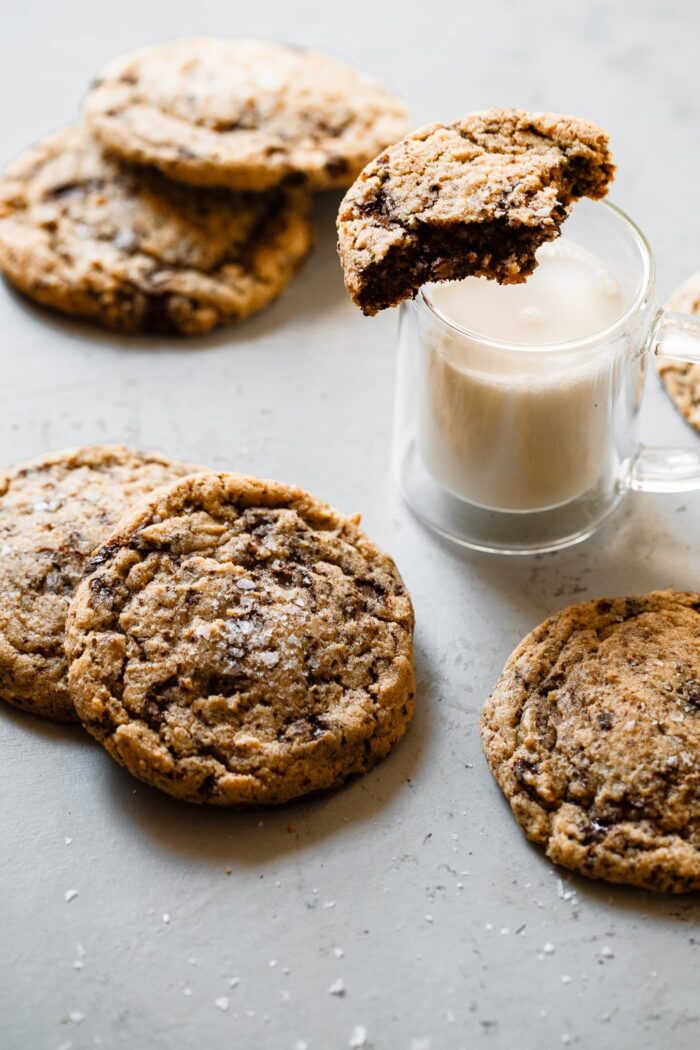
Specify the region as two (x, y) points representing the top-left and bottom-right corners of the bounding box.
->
(85, 37), (409, 192)
(0, 125), (312, 334)
(481, 591), (700, 893)
(657, 273), (700, 432)
(65, 472), (415, 805)
(0, 445), (199, 722)
(337, 109), (614, 314)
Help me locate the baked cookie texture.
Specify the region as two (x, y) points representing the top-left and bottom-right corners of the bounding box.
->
(658, 272), (700, 432)
(85, 37), (409, 192)
(0, 445), (199, 722)
(337, 109), (615, 315)
(66, 472), (416, 804)
(0, 125), (312, 335)
(481, 592), (700, 893)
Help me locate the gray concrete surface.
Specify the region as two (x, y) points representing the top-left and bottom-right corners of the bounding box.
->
(1, 2), (699, 1048)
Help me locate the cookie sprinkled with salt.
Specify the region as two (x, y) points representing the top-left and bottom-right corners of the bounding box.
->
(85, 37), (409, 192)
(0, 444), (199, 721)
(0, 126), (313, 335)
(66, 472), (415, 806)
(482, 590), (700, 893)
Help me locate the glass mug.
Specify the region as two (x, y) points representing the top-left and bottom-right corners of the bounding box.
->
(394, 198), (700, 554)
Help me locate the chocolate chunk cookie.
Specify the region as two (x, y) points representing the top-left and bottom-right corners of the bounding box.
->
(337, 109), (615, 314)
(0, 446), (199, 722)
(0, 125), (312, 335)
(66, 472), (415, 804)
(657, 273), (700, 432)
(84, 37), (409, 192)
(481, 592), (700, 893)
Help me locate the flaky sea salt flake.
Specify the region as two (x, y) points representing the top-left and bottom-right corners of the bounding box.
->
(349, 1024), (368, 1048)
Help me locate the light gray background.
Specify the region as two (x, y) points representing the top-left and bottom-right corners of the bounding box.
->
(1, 2), (699, 1048)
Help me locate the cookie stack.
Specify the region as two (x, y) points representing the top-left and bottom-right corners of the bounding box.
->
(0, 445), (416, 803)
(0, 37), (408, 335)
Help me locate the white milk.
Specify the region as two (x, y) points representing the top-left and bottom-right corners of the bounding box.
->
(418, 239), (628, 512)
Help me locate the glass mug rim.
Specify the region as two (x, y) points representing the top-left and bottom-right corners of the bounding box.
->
(416, 198), (655, 354)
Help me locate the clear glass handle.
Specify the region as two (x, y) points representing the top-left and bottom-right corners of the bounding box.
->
(624, 308), (700, 493)
(655, 309), (700, 364)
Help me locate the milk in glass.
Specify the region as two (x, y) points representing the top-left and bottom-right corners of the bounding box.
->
(418, 239), (627, 511)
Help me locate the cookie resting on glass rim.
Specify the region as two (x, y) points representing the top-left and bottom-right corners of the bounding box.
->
(337, 108), (614, 314)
